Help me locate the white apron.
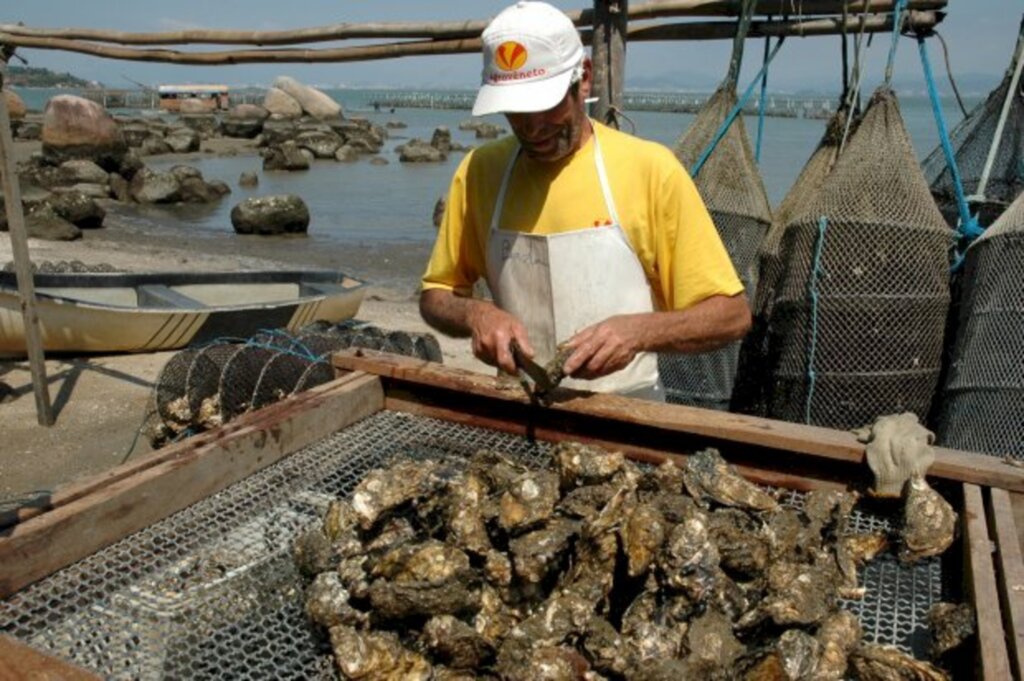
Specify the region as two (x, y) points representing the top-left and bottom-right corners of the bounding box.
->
(484, 128), (663, 400)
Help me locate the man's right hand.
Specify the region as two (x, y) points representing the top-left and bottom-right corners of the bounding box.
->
(467, 303), (533, 375)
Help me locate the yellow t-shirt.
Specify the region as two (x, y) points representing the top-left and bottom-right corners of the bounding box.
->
(422, 121), (743, 311)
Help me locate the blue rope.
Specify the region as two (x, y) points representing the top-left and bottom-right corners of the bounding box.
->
(755, 30), (772, 164)
(917, 36), (983, 270)
(805, 215), (829, 424)
(884, 0), (908, 85)
(693, 37), (787, 177)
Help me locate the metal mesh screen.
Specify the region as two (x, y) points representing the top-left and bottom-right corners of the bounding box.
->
(733, 106), (855, 416)
(662, 87), (773, 409)
(1, 411), (946, 679)
(922, 26), (1024, 228)
(764, 87), (953, 429)
(937, 192), (1024, 457)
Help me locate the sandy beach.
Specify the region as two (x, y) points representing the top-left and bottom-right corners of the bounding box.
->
(0, 135), (488, 506)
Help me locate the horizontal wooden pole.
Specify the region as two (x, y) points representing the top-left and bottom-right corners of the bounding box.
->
(0, 11), (942, 65)
(331, 351), (1024, 494)
(0, 1), (946, 46)
(0, 373), (384, 598)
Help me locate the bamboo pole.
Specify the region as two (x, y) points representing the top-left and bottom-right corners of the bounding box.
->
(0, 60), (53, 426)
(591, 0), (629, 128)
(0, 12), (942, 65)
(0, 1), (945, 46)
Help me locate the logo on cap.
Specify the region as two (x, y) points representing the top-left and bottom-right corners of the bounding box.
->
(494, 41), (528, 71)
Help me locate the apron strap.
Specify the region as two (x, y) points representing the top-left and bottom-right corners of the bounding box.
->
(592, 132), (621, 227)
(490, 145), (521, 233)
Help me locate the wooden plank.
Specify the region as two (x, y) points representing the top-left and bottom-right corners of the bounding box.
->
(0, 372), (370, 531)
(0, 374), (384, 598)
(989, 488), (1024, 680)
(331, 351), (1024, 492)
(0, 635), (100, 680)
(964, 484), (1014, 681)
(0, 60), (52, 426)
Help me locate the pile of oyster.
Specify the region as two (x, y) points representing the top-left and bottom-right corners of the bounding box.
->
(293, 443), (968, 680)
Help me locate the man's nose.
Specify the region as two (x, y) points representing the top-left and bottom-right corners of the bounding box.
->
(509, 113), (546, 139)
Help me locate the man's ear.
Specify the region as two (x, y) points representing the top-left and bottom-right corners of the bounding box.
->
(579, 57), (593, 98)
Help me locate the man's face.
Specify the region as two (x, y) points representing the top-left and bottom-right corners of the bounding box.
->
(505, 60), (592, 163)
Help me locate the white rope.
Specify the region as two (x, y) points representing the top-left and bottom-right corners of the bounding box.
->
(970, 35), (1024, 203)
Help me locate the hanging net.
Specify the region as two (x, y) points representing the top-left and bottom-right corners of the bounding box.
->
(732, 106), (856, 416)
(936, 193), (1024, 457)
(660, 86), (774, 409)
(150, 322), (445, 447)
(922, 30), (1024, 228)
(764, 86), (953, 429)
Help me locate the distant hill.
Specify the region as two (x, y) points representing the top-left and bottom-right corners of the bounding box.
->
(7, 66), (94, 88)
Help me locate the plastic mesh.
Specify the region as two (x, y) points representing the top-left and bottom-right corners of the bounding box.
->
(662, 87), (773, 409)
(937, 192), (1024, 457)
(764, 87), (953, 429)
(922, 27), (1024, 228)
(733, 106), (855, 416)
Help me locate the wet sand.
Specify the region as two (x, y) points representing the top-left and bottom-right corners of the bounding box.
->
(0, 137), (488, 505)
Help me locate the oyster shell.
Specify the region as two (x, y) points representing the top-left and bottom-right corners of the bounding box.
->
(899, 477), (957, 563)
(554, 441), (624, 489)
(735, 629), (820, 680)
(474, 585), (523, 646)
(848, 643), (950, 680)
(639, 459), (687, 494)
(484, 549), (513, 587)
(447, 472), (493, 555)
(683, 449), (779, 512)
(815, 610), (862, 679)
(803, 489), (859, 534)
(740, 560), (838, 628)
(322, 499), (360, 541)
(557, 483), (616, 520)
(621, 503), (667, 577)
(499, 470), (561, 533)
(422, 614), (494, 669)
(708, 508), (771, 578)
(305, 571), (366, 629)
(328, 624), (432, 680)
(509, 518), (580, 584)
(683, 608), (746, 676)
(368, 541), (480, 619)
(469, 449), (529, 493)
(350, 459), (449, 529)
(660, 511), (721, 603)
(293, 527), (338, 578)
(836, 532), (889, 600)
(583, 617), (631, 676)
(928, 602), (975, 659)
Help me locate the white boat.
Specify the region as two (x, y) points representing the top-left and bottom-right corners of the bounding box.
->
(0, 269), (366, 355)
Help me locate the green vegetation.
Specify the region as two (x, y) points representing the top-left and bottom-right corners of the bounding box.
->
(7, 66), (93, 88)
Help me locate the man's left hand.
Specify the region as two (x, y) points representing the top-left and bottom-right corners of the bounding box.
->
(563, 314), (644, 379)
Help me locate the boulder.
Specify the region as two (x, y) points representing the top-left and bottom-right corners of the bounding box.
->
(430, 126), (452, 154)
(118, 151), (144, 181)
(48, 191), (106, 229)
(330, 118), (385, 153)
(271, 76), (342, 120)
(109, 174), (131, 202)
(262, 142), (310, 171)
(23, 205), (82, 241)
(19, 161), (69, 189)
(15, 121), (42, 140)
(369, 156), (389, 166)
(169, 165), (203, 183)
(263, 87), (303, 119)
(299, 148), (315, 165)
(62, 183), (110, 200)
(179, 114), (221, 138)
(178, 177), (218, 204)
(140, 137), (173, 156)
(59, 160), (109, 185)
(239, 171), (259, 187)
(165, 128), (201, 153)
(474, 122), (504, 139)
(230, 194), (310, 235)
(334, 145), (358, 162)
(222, 109), (266, 139)
(120, 123), (160, 148)
(42, 95), (127, 170)
(129, 168), (182, 204)
(295, 130), (342, 159)
(259, 118), (298, 147)
(207, 180), (231, 197)
(4, 90), (27, 120)
(178, 98), (211, 115)
(385, 120), (408, 129)
(399, 139), (446, 163)
(230, 103), (269, 121)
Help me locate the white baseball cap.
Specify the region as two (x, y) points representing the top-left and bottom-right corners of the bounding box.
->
(472, 1), (585, 117)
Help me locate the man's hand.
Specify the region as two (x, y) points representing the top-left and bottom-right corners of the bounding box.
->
(467, 304), (533, 375)
(563, 314), (644, 380)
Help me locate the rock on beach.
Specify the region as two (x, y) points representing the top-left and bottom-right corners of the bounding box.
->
(231, 195), (310, 235)
(272, 76), (342, 120)
(263, 87), (303, 119)
(42, 95), (127, 171)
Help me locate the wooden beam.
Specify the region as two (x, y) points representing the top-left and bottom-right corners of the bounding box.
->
(0, 60), (52, 426)
(989, 488), (1024, 681)
(591, 0), (629, 128)
(0, 373), (384, 598)
(0, 635), (100, 681)
(0, 12), (943, 65)
(964, 484), (1014, 680)
(0, 1), (945, 46)
(330, 351), (1024, 493)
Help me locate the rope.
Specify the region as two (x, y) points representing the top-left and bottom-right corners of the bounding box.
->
(883, 0), (908, 86)
(804, 215), (829, 424)
(933, 30), (967, 118)
(972, 29), (1024, 204)
(917, 36), (981, 254)
(755, 20), (772, 164)
(725, 0), (758, 90)
(839, 3), (873, 154)
(693, 36), (786, 177)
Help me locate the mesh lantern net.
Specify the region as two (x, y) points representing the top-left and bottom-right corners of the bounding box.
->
(765, 86), (953, 429)
(937, 193), (1024, 457)
(922, 19), (1024, 228)
(661, 8), (774, 409)
(733, 105), (856, 416)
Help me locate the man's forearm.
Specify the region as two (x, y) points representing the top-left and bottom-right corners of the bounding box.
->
(419, 288), (491, 338)
(635, 294), (751, 354)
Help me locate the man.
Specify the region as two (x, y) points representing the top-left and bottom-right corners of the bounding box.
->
(420, 0), (750, 400)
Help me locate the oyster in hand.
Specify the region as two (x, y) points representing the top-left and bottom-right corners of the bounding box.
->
(683, 448), (778, 512)
(899, 477), (957, 563)
(848, 643), (949, 680)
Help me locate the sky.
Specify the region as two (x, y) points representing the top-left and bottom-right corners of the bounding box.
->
(4, 1), (1019, 95)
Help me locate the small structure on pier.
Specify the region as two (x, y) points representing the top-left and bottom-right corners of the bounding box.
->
(157, 84), (229, 112)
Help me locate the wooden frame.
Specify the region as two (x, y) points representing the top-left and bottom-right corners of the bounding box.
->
(2, 350), (1022, 679)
